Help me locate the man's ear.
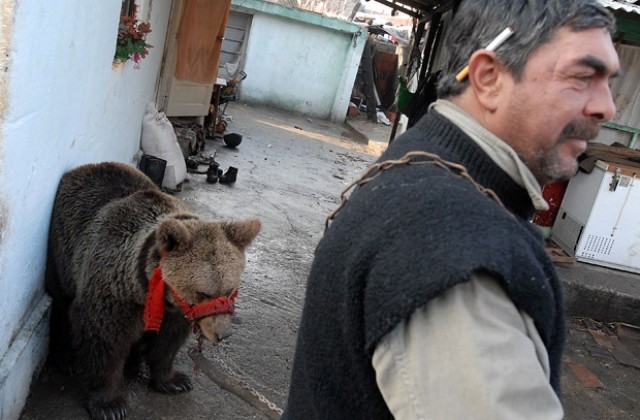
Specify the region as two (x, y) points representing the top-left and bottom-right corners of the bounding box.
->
(466, 50), (507, 112)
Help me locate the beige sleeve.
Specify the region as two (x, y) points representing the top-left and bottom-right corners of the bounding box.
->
(372, 273), (564, 420)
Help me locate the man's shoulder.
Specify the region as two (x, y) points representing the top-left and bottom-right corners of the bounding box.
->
(383, 110), (455, 156)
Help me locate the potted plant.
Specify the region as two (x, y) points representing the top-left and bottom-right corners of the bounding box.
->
(114, 13), (152, 68)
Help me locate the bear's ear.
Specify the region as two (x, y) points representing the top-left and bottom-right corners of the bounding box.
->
(223, 219), (261, 249)
(156, 219), (193, 253)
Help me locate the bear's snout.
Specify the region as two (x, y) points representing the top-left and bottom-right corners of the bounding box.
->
(197, 314), (233, 344)
(216, 329), (233, 341)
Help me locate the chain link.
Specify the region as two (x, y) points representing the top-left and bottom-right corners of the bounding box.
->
(212, 347), (287, 397)
(243, 382), (284, 415)
(203, 346), (285, 415)
(325, 151), (505, 230)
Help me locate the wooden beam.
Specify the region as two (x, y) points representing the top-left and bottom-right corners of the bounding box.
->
(368, 0), (421, 18)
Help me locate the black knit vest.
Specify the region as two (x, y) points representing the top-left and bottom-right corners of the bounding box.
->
(283, 110), (565, 420)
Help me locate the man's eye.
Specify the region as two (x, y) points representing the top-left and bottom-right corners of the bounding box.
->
(575, 74), (594, 82)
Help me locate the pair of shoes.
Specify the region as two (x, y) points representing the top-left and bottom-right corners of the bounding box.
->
(206, 162), (237, 184)
(206, 162), (221, 183)
(219, 167), (238, 184)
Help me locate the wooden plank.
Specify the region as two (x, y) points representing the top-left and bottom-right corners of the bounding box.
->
(588, 329), (614, 350)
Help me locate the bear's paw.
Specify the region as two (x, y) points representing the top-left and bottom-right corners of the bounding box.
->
(150, 372), (193, 394)
(86, 393), (128, 420)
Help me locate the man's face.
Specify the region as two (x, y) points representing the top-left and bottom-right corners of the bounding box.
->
(499, 27), (619, 185)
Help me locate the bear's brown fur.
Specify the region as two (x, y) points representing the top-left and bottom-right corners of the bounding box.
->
(45, 162), (261, 420)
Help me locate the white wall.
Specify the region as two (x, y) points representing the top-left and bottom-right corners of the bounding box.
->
(232, 0), (366, 122)
(0, 1), (171, 418)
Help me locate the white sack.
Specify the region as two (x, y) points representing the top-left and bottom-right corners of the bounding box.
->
(140, 103), (187, 189)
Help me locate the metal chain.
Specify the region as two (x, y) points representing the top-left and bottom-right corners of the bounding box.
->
(195, 328), (204, 351)
(210, 348), (286, 397)
(325, 150), (506, 231)
(242, 382), (284, 415)
(210, 349), (284, 415)
(190, 343), (285, 416)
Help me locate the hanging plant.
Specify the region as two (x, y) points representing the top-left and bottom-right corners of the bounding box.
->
(114, 14), (152, 68)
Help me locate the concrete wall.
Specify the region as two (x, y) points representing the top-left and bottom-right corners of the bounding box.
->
(0, 1), (171, 418)
(232, 0), (366, 123)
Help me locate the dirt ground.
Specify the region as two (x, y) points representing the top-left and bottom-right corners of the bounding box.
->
(19, 103), (639, 419)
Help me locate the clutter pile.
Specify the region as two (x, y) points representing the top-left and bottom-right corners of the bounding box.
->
(204, 71), (248, 138)
(138, 102), (245, 191)
(185, 153), (237, 185)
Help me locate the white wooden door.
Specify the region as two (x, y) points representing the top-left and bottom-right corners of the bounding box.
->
(165, 78), (212, 117)
(157, 0), (230, 117)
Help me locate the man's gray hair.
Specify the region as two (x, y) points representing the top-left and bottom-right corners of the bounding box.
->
(437, 0), (616, 98)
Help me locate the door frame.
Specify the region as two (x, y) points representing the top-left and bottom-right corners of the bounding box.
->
(155, 0), (184, 113)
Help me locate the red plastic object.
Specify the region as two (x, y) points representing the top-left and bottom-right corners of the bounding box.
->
(532, 181), (569, 227)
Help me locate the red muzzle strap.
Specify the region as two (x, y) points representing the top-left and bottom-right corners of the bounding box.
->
(171, 288), (238, 323)
(143, 265), (238, 331)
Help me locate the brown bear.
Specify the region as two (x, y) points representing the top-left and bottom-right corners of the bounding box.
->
(45, 161), (261, 420)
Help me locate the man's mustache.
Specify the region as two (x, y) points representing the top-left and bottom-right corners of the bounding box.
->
(560, 121), (601, 142)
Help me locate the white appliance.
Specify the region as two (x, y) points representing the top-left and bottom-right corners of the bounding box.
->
(552, 159), (640, 274)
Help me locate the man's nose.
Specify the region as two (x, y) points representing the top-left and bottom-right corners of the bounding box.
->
(585, 82), (616, 122)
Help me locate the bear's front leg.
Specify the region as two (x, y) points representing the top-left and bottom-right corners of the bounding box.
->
(78, 331), (130, 420)
(48, 297), (77, 375)
(144, 311), (193, 394)
(86, 388), (128, 420)
(70, 301), (136, 420)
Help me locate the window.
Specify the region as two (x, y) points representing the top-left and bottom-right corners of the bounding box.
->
(121, 0), (136, 17)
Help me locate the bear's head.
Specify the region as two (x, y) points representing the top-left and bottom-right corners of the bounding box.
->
(154, 217), (261, 343)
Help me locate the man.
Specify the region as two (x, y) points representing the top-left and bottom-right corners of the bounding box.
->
(283, 0), (619, 418)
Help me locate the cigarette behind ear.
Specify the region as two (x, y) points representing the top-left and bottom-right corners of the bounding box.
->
(455, 67), (470, 82)
(455, 27), (514, 82)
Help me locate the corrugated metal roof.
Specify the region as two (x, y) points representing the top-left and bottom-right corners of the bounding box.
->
(370, 0), (640, 17)
(599, 0), (640, 15)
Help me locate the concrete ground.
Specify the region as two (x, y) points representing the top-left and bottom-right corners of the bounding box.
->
(19, 103), (639, 419)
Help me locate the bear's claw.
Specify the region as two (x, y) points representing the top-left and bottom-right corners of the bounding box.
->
(86, 395), (128, 420)
(151, 372), (193, 394)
